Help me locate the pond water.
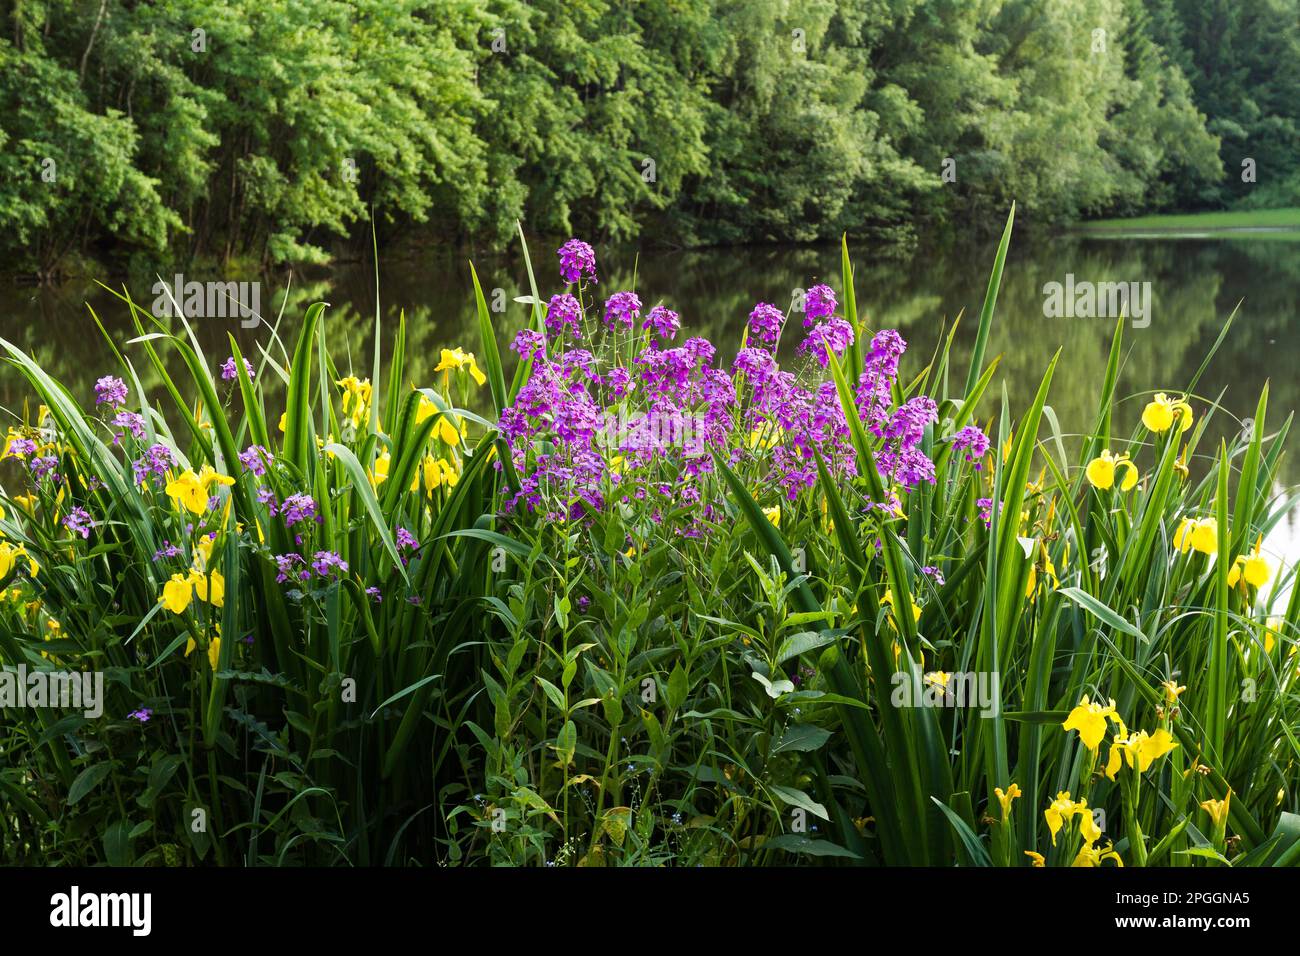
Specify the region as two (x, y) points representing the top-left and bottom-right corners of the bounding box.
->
(3, 228), (1298, 585)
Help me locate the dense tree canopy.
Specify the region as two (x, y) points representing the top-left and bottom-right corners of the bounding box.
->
(0, 0), (1289, 269)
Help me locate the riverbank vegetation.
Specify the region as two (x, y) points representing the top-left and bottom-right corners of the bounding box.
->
(4, 0), (1299, 272)
(1, 218), (1297, 865)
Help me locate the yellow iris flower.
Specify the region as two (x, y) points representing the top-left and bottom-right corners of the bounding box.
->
(1104, 727), (1178, 779)
(159, 565), (226, 615)
(1072, 839), (1124, 868)
(1227, 535), (1271, 589)
(882, 588), (921, 631)
(0, 541), (19, 581)
(160, 573), (195, 614)
(1085, 449), (1138, 491)
(1142, 393), (1193, 434)
(762, 505), (781, 528)
(415, 396), (462, 446)
(995, 783), (1021, 822)
(412, 455), (460, 494)
(337, 376), (373, 428)
(165, 466), (235, 515)
(1044, 791), (1087, 845)
(1173, 516), (1218, 556)
(1201, 792), (1231, 829)
(1062, 695), (1119, 751)
(435, 348), (487, 387)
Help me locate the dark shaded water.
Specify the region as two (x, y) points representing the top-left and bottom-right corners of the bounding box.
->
(3, 230), (1299, 568)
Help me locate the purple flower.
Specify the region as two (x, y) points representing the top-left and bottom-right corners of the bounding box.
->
(63, 507), (94, 539)
(921, 566), (945, 586)
(748, 302), (785, 346)
(312, 550), (349, 578)
(605, 366), (633, 399)
(512, 329), (547, 362)
(951, 426), (990, 466)
(153, 541), (183, 561)
(239, 444), (270, 477)
(128, 708), (153, 722)
(645, 305), (680, 340)
(557, 239), (597, 285)
(604, 292), (642, 330)
(133, 443), (174, 484)
(5, 437), (37, 458)
(545, 294), (582, 341)
(221, 356), (255, 382)
(803, 284), (837, 326)
(111, 411), (146, 444)
(29, 456), (59, 482)
(280, 493), (318, 527)
(94, 375), (129, 407)
(977, 497), (996, 528)
(800, 317), (854, 368)
(274, 552), (308, 583)
(396, 527), (420, 564)
(365, 586), (382, 602)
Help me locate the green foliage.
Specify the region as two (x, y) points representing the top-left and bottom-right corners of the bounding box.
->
(2, 0), (1286, 270)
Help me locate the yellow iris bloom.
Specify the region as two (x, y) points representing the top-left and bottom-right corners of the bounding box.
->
(1044, 791), (1086, 845)
(1142, 393), (1193, 434)
(1062, 695), (1119, 751)
(994, 783), (1021, 822)
(1105, 727), (1178, 779)
(337, 376), (373, 428)
(1227, 535), (1271, 589)
(165, 466), (235, 515)
(435, 348), (487, 387)
(1201, 792), (1231, 828)
(882, 588), (921, 630)
(160, 573), (194, 614)
(1173, 516), (1218, 556)
(1085, 449), (1138, 491)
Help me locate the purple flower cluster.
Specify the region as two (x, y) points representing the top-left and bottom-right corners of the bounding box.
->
(498, 241), (941, 521)
(133, 443), (173, 484)
(112, 411), (146, 444)
(279, 493), (318, 527)
(800, 317), (855, 368)
(221, 356), (255, 382)
(239, 444), (270, 476)
(545, 294), (582, 341)
(645, 306), (680, 340)
(275, 553), (310, 583)
(557, 239), (597, 285)
(30, 456), (60, 482)
(604, 292), (642, 330)
(803, 284), (837, 326)
(6, 437), (37, 458)
(275, 550), (349, 582)
(63, 507), (94, 539)
(951, 425), (990, 466)
(94, 376), (129, 407)
(312, 550), (349, 578)
(748, 303), (785, 346)
(512, 329), (547, 363)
